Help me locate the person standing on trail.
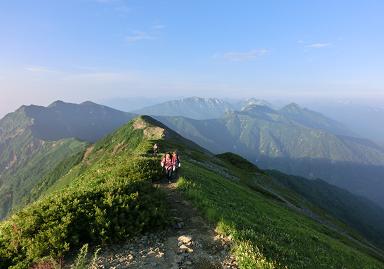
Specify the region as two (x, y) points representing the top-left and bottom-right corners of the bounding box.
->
(153, 143), (159, 156)
(172, 151), (181, 179)
(161, 153), (174, 183)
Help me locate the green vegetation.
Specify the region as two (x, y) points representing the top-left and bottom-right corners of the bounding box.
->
(70, 244), (100, 269)
(176, 159), (384, 268)
(0, 132), (87, 219)
(268, 170), (384, 249)
(217, 153), (384, 252)
(217, 152), (264, 173)
(26, 150), (86, 203)
(0, 118), (168, 268)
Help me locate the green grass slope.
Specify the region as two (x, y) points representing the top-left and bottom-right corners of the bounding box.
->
(0, 116), (169, 268)
(177, 157), (384, 268)
(1, 116), (384, 268)
(267, 170), (384, 249)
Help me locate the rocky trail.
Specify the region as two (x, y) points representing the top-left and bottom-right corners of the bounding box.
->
(93, 178), (238, 269)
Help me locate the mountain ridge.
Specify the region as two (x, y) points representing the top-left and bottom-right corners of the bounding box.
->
(1, 116), (384, 268)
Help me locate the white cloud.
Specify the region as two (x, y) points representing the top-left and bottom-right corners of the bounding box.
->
(125, 31), (155, 43)
(305, 43), (331, 48)
(215, 49), (268, 62)
(25, 65), (58, 73)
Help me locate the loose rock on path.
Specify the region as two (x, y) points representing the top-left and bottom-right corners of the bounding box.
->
(93, 179), (238, 269)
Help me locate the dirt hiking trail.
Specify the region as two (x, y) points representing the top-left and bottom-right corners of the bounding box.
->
(93, 179), (238, 269)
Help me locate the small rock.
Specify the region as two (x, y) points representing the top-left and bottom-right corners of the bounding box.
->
(156, 251), (165, 258)
(185, 260), (192, 265)
(178, 235), (192, 244)
(179, 244), (193, 253)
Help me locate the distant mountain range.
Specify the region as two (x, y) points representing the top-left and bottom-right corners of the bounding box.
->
(158, 102), (374, 164)
(134, 97), (354, 136)
(133, 97), (234, 119)
(101, 96), (175, 112)
(106, 96), (384, 146)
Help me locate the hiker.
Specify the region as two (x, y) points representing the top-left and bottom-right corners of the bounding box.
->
(172, 151), (181, 168)
(153, 143), (159, 156)
(172, 151), (181, 179)
(161, 153), (174, 183)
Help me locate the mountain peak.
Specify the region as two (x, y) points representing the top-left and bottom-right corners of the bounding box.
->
(132, 116), (168, 140)
(241, 103), (276, 114)
(48, 100), (66, 108)
(183, 96), (225, 104)
(283, 102), (301, 110)
(132, 115), (194, 142)
(243, 98), (272, 109)
(80, 101), (98, 106)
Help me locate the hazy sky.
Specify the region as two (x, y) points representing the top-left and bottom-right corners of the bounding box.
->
(1, 0), (384, 117)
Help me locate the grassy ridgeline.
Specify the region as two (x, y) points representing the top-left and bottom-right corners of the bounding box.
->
(0, 119), (168, 268)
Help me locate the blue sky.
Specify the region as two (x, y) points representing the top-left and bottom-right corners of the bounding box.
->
(0, 0), (383, 116)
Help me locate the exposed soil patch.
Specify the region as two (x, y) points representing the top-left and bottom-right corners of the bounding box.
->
(83, 145), (94, 163)
(132, 118), (165, 140)
(112, 143), (126, 155)
(132, 118), (148, 130)
(143, 127), (165, 140)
